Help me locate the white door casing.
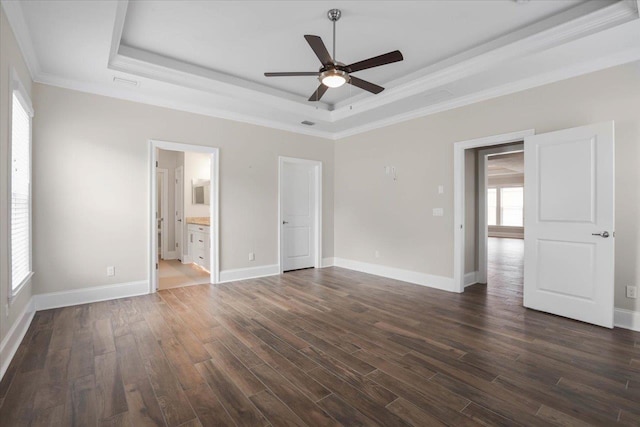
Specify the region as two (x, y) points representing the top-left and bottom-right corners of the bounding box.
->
(524, 121), (615, 328)
(175, 165), (184, 261)
(280, 159), (319, 272)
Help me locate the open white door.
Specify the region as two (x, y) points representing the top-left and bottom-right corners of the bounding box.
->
(175, 165), (184, 261)
(524, 121), (614, 328)
(282, 161), (316, 272)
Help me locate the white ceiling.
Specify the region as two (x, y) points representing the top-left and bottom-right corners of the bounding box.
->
(488, 152), (524, 177)
(3, 0), (640, 139)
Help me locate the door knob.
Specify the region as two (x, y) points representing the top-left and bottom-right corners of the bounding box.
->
(283, 221), (289, 224)
(592, 231), (610, 238)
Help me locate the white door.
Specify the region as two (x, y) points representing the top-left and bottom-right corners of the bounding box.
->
(282, 162), (316, 271)
(524, 121), (614, 328)
(175, 166), (184, 261)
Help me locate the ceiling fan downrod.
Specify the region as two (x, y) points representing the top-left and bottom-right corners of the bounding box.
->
(328, 9), (341, 61)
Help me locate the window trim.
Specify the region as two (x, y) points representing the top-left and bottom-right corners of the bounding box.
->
(488, 184), (524, 228)
(9, 69), (34, 302)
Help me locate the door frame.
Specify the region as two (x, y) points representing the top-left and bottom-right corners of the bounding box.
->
(278, 156), (323, 274)
(156, 168), (169, 260)
(149, 140), (220, 293)
(453, 129), (534, 293)
(175, 165), (184, 261)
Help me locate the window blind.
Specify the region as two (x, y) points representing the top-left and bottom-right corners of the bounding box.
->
(11, 92), (31, 291)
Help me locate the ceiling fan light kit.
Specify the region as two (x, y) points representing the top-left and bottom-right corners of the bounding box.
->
(264, 8), (404, 101)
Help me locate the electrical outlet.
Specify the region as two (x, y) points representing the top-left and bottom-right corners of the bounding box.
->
(249, 252), (255, 261)
(626, 286), (637, 299)
(375, 250), (380, 258)
(106, 266), (115, 277)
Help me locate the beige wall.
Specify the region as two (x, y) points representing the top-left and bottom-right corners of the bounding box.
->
(0, 6), (33, 347)
(335, 61), (640, 312)
(32, 84), (335, 294)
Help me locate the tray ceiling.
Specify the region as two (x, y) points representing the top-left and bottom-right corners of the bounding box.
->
(3, 0), (640, 139)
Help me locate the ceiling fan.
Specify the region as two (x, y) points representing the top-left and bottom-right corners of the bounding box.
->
(264, 9), (404, 102)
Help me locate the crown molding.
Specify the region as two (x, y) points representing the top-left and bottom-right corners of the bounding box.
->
(332, 46), (640, 140)
(4, 0), (640, 141)
(109, 46), (332, 121)
(34, 71), (335, 140)
(1, 0), (40, 78)
(330, 0), (639, 120)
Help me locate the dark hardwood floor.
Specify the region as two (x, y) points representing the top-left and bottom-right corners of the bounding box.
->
(1, 249), (639, 425)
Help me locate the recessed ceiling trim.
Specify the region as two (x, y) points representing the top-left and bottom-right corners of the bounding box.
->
(33, 70), (336, 140)
(0, 0), (40, 78)
(329, 0), (638, 120)
(107, 0), (637, 126)
(108, 0), (128, 66)
(332, 46), (640, 140)
(110, 45), (332, 120)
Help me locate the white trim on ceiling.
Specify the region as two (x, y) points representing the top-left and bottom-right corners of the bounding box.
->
(33, 71), (336, 140)
(0, 0), (40, 78)
(107, 0), (637, 123)
(332, 47), (640, 140)
(330, 0), (639, 119)
(4, 0), (640, 141)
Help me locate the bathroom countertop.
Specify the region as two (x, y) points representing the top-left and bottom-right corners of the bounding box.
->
(186, 217), (210, 226)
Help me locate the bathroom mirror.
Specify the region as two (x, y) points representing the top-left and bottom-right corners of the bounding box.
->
(192, 179), (210, 205)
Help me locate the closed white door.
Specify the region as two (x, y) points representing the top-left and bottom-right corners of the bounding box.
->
(175, 166), (184, 261)
(282, 162), (316, 271)
(524, 121), (614, 328)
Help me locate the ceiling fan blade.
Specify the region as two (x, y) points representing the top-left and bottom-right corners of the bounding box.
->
(304, 35), (333, 65)
(308, 84), (329, 102)
(347, 50), (403, 73)
(264, 72), (320, 77)
(348, 76), (384, 94)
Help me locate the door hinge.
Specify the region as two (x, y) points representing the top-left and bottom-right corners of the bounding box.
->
(156, 263), (158, 269)
(176, 243), (179, 248)
(155, 161), (158, 167)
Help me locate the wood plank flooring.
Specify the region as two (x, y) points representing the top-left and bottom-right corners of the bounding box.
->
(1, 246), (639, 425)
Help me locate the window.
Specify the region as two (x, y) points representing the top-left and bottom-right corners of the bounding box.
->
(10, 78), (33, 296)
(487, 186), (524, 227)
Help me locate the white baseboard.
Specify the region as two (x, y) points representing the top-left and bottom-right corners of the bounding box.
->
(614, 308), (640, 332)
(219, 264), (280, 283)
(464, 271), (480, 287)
(34, 280), (149, 311)
(182, 255), (192, 264)
(321, 257), (335, 268)
(0, 298), (36, 382)
(333, 257), (455, 292)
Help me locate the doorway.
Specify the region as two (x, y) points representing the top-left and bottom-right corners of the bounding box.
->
(278, 156), (323, 273)
(150, 140), (219, 292)
(453, 123), (615, 328)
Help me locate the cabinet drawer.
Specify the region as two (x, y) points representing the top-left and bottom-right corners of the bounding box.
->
(188, 224), (209, 233)
(194, 232), (207, 249)
(193, 248), (206, 264)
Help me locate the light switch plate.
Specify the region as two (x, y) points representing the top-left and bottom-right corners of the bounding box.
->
(438, 185), (444, 194)
(106, 266), (115, 277)
(249, 252), (255, 261)
(433, 208), (444, 217)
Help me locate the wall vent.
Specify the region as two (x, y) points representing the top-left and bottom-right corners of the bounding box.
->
(113, 76), (139, 87)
